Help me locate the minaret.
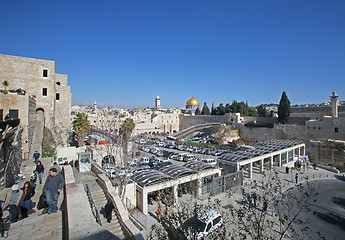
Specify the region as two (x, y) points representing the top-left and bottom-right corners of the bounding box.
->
(330, 91), (339, 117)
(155, 94), (161, 109)
(94, 100), (97, 110)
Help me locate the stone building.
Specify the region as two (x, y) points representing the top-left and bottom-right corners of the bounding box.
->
(0, 54), (72, 148)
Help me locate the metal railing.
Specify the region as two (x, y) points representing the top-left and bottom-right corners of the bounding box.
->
(84, 184), (102, 226)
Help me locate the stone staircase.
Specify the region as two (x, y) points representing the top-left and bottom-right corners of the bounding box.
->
(1, 157), (63, 239)
(87, 185), (126, 239)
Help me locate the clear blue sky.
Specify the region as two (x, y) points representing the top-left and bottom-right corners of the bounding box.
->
(1, 0), (344, 109)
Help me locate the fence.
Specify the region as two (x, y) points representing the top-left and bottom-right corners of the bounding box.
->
(201, 171), (243, 199)
(84, 184), (102, 226)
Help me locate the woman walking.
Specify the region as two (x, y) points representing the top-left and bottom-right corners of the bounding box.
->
(20, 181), (35, 218)
(35, 161), (44, 184)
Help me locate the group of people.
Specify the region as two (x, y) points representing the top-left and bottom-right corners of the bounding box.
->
(247, 192), (268, 212)
(1, 153), (65, 223)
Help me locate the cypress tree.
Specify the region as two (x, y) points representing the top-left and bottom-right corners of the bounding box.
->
(211, 103), (216, 115)
(201, 102), (210, 115)
(195, 107), (201, 115)
(278, 91), (291, 124)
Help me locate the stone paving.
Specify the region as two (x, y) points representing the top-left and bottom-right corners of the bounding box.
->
(141, 165), (338, 239)
(0, 157), (63, 239)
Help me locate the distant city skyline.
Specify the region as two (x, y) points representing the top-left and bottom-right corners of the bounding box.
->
(1, 1), (344, 109)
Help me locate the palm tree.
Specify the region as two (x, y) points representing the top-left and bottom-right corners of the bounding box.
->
(120, 118), (135, 142)
(119, 118), (135, 200)
(2, 80), (8, 93)
(73, 113), (90, 147)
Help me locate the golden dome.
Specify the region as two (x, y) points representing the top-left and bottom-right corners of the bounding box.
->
(186, 97), (199, 106)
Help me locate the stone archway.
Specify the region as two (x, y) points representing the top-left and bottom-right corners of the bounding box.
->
(102, 155), (115, 167)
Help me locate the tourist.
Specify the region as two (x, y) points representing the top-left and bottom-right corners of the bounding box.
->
(20, 181), (35, 218)
(262, 199), (268, 212)
(35, 161), (44, 184)
(104, 200), (115, 223)
(50, 162), (62, 173)
(33, 151), (40, 163)
(295, 173), (299, 184)
(2, 185), (24, 223)
(248, 194), (253, 208)
(253, 192), (257, 208)
(43, 168), (64, 214)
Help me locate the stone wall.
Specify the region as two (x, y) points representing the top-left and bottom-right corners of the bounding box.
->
(0, 54), (72, 146)
(237, 117), (345, 165)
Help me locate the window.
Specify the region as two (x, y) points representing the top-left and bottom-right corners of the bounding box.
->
(9, 109), (19, 119)
(206, 223), (212, 232)
(335, 127), (339, 133)
(56, 82), (60, 86)
(56, 93), (60, 100)
(42, 88), (47, 96)
(43, 69), (48, 77)
(0, 109), (3, 121)
(213, 216), (221, 226)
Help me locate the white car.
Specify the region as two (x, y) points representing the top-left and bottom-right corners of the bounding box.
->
(201, 159), (217, 166)
(185, 209), (223, 240)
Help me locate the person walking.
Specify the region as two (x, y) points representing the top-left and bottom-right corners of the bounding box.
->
(104, 200), (115, 223)
(295, 173), (299, 184)
(35, 161), (44, 184)
(20, 181), (35, 218)
(49, 162), (62, 173)
(253, 192), (257, 208)
(263, 199), (268, 212)
(33, 151), (40, 163)
(248, 194), (253, 208)
(43, 168), (64, 214)
(2, 185), (24, 223)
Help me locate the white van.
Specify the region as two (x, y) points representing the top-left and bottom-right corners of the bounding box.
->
(141, 157), (150, 163)
(202, 159), (217, 166)
(185, 209), (223, 240)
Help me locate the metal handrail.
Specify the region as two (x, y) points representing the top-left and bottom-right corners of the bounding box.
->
(84, 184), (102, 226)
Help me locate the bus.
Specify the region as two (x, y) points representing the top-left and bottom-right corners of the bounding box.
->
(87, 135), (106, 145)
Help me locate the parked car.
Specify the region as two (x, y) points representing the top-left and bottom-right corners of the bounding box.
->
(184, 209), (223, 240)
(183, 154), (196, 162)
(152, 161), (172, 170)
(201, 159), (217, 166)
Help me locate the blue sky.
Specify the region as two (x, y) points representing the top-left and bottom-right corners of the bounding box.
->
(1, 1), (344, 109)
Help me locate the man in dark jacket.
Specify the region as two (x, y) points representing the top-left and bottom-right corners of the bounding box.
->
(43, 168), (64, 214)
(33, 151), (40, 163)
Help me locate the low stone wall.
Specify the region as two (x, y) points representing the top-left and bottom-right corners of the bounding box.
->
(91, 163), (144, 240)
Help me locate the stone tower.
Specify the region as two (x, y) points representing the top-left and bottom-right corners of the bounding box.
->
(330, 91), (339, 117)
(155, 94), (161, 109)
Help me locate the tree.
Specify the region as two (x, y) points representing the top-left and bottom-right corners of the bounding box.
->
(278, 91), (291, 124)
(226, 172), (319, 239)
(216, 103), (226, 115)
(211, 103), (216, 115)
(73, 112), (90, 147)
(120, 118), (135, 142)
(195, 107), (201, 115)
(201, 102), (210, 115)
(2, 80), (8, 89)
(257, 105), (269, 117)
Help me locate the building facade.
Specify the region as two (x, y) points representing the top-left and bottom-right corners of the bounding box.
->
(0, 54), (72, 146)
